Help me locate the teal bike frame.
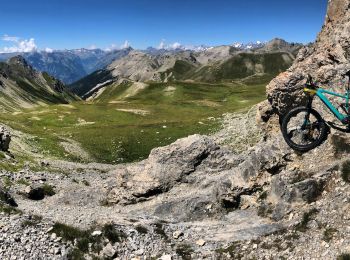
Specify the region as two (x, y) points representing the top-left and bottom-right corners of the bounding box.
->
(311, 88), (350, 124)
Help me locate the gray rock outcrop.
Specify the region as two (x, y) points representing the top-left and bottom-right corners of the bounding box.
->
(107, 135), (221, 205)
(106, 132), (295, 222)
(0, 184), (17, 207)
(0, 125), (11, 152)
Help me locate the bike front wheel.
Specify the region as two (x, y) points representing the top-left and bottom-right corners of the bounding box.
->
(281, 107), (328, 152)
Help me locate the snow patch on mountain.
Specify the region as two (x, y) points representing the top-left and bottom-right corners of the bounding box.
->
(232, 41), (266, 50)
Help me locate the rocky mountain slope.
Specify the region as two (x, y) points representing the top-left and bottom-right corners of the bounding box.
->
(0, 56), (79, 111)
(261, 0), (350, 118)
(70, 39), (302, 99)
(1, 1), (350, 259)
(0, 48), (132, 84)
(0, 106), (349, 259)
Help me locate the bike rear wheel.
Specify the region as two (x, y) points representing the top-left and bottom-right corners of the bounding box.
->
(281, 107), (328, 152)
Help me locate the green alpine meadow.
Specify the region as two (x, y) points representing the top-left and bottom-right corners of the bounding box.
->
(0, 80), (266, 164)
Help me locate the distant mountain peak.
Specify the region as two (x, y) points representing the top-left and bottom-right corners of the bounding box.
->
(0, 39), (301, 85)
(266, 38), (289, 46)
(269, 37), (287, 42)
(262, 38), (303, 53)
(0, 56), (79, 110)
(7, 55), (37, 76)
(8, 55), (30, 66)
(231, 41), (266, 50)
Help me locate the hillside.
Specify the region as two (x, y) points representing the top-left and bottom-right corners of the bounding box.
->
(70, 38), (302, 99)
(0, 56), (79, 111)
(188, 52), (294, 83)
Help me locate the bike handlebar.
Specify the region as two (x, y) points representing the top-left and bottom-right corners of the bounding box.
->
(306, 74), (313, 85)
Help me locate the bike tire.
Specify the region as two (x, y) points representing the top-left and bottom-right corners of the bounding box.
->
(281, 107), (328, 152)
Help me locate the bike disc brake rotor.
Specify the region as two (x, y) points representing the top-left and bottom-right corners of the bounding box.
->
(287, 112), (321, 146)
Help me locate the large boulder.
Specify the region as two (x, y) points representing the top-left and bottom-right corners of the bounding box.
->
(108, 135), (219, 205)
(0, 184), (17, 207)
(0, 125), (11, 152)
(107, 133), (291, 221)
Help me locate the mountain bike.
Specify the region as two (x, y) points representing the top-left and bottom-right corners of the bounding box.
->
(281, 71), (350, 152)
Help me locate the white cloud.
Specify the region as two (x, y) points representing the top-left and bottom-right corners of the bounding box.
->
(104, 41), (131, 51)
(45, 47), (53, 53)
(1, 35), (37, 53)
(157, 40), (184, 50)
(2, 34), (19, 42)
(121, 40), (130, 49)
(158, 39), (167, 49)
(104, 44), (117, 52)
(87, 44), (97, 50)
(171, 42), (182, 49)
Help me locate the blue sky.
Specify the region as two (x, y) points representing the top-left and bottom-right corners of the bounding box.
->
(0, 0), (328, 52)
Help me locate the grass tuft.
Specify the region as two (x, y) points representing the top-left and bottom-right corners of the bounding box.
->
(2, 176), (13, 188)
(258, 191), (268, 201)
(323, 228), (338, 242)
(17, 178), (30, 186)
(135, 225), (148, 234)
(338, 254), (350, 260)
(102, 223), (126, 243)
(176, 243), (194, 260)
(82, 180), (90, 186)
(154, 222), (168, 240)
(295, 208), (319, 232)
(215, 243), (238, 258)
(21, 215), (42, 227)
(42, 183), (56, 196)
(0, 204), (21, 215)
(49, 222), (113, 257)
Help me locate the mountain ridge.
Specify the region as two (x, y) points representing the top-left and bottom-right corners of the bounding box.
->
(0, 48), (133, 84)
(0, 55), (79, 111)
(69, 38), (303, 99)
(0, 38), (303, 85)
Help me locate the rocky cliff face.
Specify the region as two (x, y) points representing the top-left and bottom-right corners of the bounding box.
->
(263, 0), (350, 116)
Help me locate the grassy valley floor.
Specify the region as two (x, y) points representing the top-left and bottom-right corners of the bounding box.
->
(0, 81), (266, 164)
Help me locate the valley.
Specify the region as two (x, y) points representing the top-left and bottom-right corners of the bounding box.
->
(0, 39), (288, 167)
(0, 80), (266, 165)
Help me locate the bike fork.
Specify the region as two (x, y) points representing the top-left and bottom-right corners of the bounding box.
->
(302, 95), (314, 129)
(346, 88), (350, 131)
